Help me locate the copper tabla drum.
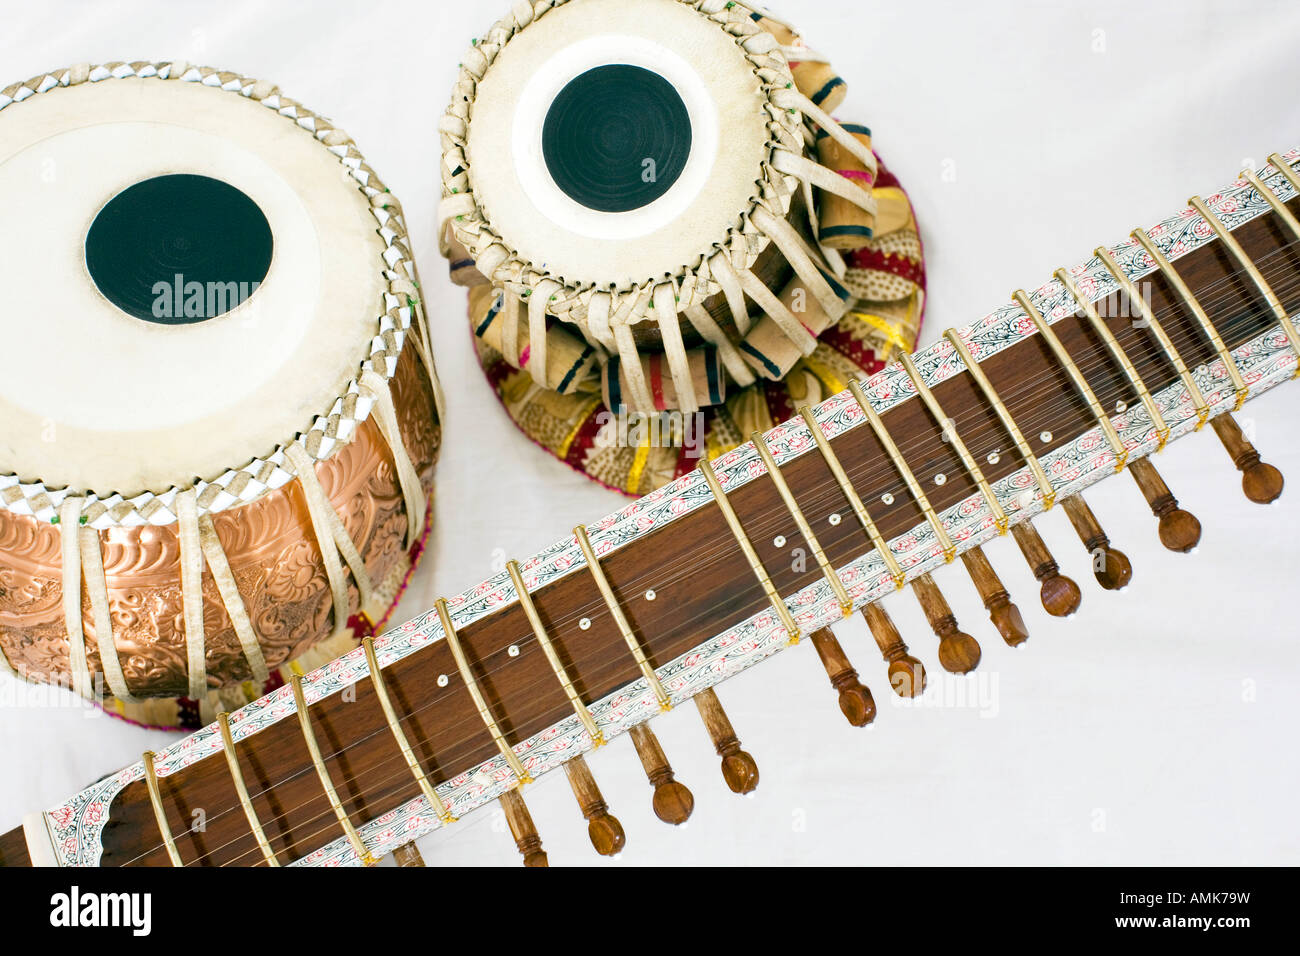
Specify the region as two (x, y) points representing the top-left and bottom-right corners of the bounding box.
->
(438, 0), (926, 496)
(0, 62), (444, 728)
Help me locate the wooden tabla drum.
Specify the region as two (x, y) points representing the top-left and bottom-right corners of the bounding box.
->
(0, 62), (444, 729)
(439, 0), (926, 495)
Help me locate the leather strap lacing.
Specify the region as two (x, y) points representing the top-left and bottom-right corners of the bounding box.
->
(685, 303), (756, 387)
(197, 515), (271, 685)
(528, 279), (562, 388)
(359, 370), (427, 549)
(284, 442), (373, 637)
(708, 250), (753, 337)
(58, 497), (93, 700)
(652, 282), (699, 414)
(175, 489), (210, 704)
(79, 522), (135, 702)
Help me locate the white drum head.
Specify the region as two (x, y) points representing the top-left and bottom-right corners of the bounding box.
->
(0, 75), (385, 497)
(465, 0), (770, 290)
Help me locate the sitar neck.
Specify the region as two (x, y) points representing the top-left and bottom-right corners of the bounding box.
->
(16, 149), (1300, 868)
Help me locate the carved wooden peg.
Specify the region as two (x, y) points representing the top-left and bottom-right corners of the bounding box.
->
(499, 787), (547, 867)
(959, 546), (1029, 647)
(861, 602), (926, 697)
(1060, 494), (1132, 590)
(564, 754), (626, 857)
(1129, 457), (1201, 552)
(695, 687), (759, 794)
(910, 573), (981, 673)
(628, 723), (694, 825)
(1211, 414), (1283, 504)
(1010, 521), (1082, 617)
(392, 842), (426, 867)
(809, 627), (876, 726)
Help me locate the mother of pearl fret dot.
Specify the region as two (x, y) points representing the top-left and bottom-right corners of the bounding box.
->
(437, 674), (449, 688)
(881, 492), (894, 505)
(645, 589), (656, 601)
(828, 512), (841, 525)
(579, 617), (591, 630)
(987, 451), (1000, 465)
(508, 644), (520, 657)
(934, 473), (946, 486)
(1116, 401), (1127, 413)
(1039, 430), (1053, 443)
(773, 535), (787, 548)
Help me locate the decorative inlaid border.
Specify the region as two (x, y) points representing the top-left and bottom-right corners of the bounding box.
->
(40, 152), (1300, 866)
(0, 61), (426, 527)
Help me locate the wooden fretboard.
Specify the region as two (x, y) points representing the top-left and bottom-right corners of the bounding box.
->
(7, 152), (1300, 868)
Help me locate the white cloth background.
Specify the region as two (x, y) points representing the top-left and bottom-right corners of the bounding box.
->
(1, 0), (1298, 866)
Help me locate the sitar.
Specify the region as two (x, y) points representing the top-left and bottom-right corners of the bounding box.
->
(4, 149), (1299, 868)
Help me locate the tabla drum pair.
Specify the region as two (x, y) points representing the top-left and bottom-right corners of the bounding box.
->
(0, 62), (444, 728)
(0, 0), (926, 725)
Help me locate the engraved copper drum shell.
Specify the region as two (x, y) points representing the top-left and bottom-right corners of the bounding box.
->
(0, 341), (440, 702)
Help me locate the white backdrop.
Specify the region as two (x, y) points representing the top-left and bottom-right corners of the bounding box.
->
(2, 0), (1298, 867)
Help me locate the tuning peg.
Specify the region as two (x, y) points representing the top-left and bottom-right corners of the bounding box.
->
(959, 545), (1029, 647)
(628, 723), (695, 825)
(695, 687), (759, 794)
(808, 627), (876, 726)
(911, 573), (982, 673)
(391, 842), (426, 867)
(1210, 414), (1283, 504)
(563, 754), (626, 857)
(861, 602), (926, 697)
(498, 787), (547, 867)
(1060, 494), (1132, 590)
(1129, 457), (1201, 552)
(1010, 521), (1082, 616)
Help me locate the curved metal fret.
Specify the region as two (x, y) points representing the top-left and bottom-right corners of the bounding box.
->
(1132, 226), (1249, 408)
(1094, 246), (1210, 428)
(1189, 192), (1300, 378)
(141, 750), (183, 867)
(506, 559), (606, 744)
(434, 599), (534, 783)
(944, 323), (1056, 507)
(847, 378), (957, 560)
(1265, 153), (1300, 199)
(290, 673), (377, 866)
(1055, 267), (1171, 449)
(1009, 290), (1128, 471)
(216, 712), (281, 866)
(1261, 155), (1300, 238)
(362, 636), (457, 825)
(698, 457), (802, 643)
(751, 430), (853, 615)
(798, 404), (906, 589)
(574, 525), (675, 707)
(896, 350), (1009, 532)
